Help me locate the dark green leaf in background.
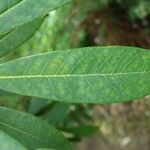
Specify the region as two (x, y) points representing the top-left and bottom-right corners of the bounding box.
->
(27, 98), (52, 115)
(63, 125), (99, 138)
(40, 102), (70, 126)
(36, 148), (54, 150)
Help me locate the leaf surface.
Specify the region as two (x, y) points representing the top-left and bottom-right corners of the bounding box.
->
(0, 0), (71, 34)
(0, 17), (45, 57)
(0, 106), (72, 150)
(0, 46), (149, 104)
(0, 0), (22, 14)
(0, 129), (27, 150)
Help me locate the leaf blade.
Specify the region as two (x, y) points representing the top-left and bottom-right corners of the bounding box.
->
(0, 129), (27, 150)
(0, 0), (71, 34)
(0, 17), (45, 57)
(0, 46), (149, 104)
(0, 106), (72, 150)
(0, 0), (22, 14)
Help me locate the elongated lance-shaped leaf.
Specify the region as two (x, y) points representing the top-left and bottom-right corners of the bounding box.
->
(0, 46), (149, 104)
(0, 0), (22, 14)
(0, 106), (72, 150)
(0, 0), (71, 34)
(0, 17), (45, 57)
(0, 0), (23, 40)
(0, 129), (27, 150)
(0, 0), (46, 57)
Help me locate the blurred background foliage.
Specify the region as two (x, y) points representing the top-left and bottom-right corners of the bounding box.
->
(0, 0), (150, 150)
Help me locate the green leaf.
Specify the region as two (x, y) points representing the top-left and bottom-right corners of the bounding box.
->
(0, 0), (46, 57)
(0, 0), (71, 34)
(0, 46), (149, 104)
(0, 17), (45, 57)
(0, 0), (22, 14)
(42, 102), (70, 126)
(0, 129), (27, 150)
(36, 148), (54, 150)
(63, 125), (98, 138)
(0, 106), (72, 150)
(27, 98), (52, 115)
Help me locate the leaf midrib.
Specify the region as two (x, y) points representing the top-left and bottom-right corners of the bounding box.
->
(0, 71), (149, 79)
